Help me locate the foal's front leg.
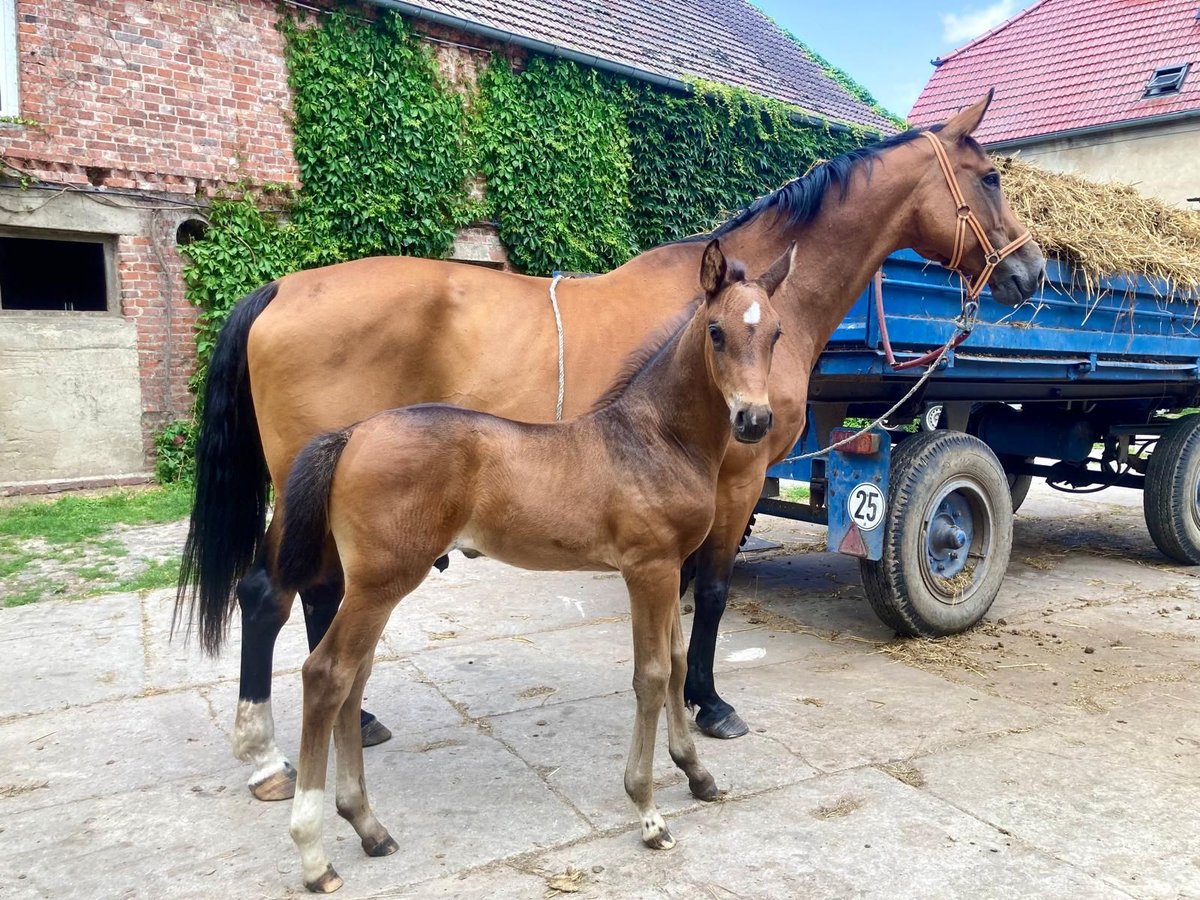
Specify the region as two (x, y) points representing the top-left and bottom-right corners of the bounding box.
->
(623, 562), (690, 849)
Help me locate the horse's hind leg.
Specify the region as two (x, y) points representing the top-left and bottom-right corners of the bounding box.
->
(665, 610), (720, 801)
(233, 519), (298, 801)
(622, 562), (682, 850)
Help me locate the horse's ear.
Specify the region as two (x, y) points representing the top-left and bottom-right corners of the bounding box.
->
(941, 88), (993, 142)
(758, 241), (795, 297)
(700, 239), (728, 300)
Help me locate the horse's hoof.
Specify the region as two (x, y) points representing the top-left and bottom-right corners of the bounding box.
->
(305, 865), (343, 894)
(362, 718), (393, 748)
(362, 833), (399, 858)
(689, 774), (724, 802)
(697, 710), (749, 740)
(249, 761), (297, 801)
(644, 826), (676, 851)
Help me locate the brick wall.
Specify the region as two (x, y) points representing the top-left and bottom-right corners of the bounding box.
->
(0, 1), (517, 480)
(1, 0), (298, 466)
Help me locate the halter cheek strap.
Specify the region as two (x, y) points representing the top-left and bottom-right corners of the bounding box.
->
(920, 131), (1032, 301)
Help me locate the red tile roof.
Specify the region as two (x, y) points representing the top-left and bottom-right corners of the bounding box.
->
(399, 0), (897, 131)
(910, 0), (1200, 145)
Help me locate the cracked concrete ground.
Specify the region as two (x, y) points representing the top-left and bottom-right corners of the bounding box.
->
(1, 482), (1199, 899)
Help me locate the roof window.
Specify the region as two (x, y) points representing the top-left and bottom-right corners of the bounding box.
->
(1143, 63), (1188, 98)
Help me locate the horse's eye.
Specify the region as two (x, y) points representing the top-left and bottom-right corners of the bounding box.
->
(772, 328), (783, 346)
(708, 323), (726, 351)
(982, 171), (1001, 189)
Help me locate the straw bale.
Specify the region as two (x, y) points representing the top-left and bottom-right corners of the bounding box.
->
(997, 155), (1200, 298)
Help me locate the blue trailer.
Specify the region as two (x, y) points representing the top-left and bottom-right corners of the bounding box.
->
(758, 249), (1200, 637)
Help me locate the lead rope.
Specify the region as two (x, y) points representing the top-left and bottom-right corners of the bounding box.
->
(549, 274), (566, 421)
(780, 294), (976, 463)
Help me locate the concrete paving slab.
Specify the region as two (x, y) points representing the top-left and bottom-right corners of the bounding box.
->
(0, 691), (233, 815)
(710, 652), (1046, 773)
(524, 767), (1119, 900)
(485, 689), (817, 830)
(919, 697), (1200, 897)
(0, 594), (144, 718)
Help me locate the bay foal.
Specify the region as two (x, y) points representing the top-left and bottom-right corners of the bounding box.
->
(276, 241), (789, 892)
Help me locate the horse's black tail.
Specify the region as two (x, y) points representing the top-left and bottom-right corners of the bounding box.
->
(277, 430), (351, 592)
(173, 282), (278, 656)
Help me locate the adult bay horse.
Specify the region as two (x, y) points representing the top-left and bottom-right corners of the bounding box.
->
(176, 91), (1045, 801)
(276, 241), (786, 892)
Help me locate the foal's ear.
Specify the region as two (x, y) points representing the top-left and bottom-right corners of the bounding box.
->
(941, 88), (993, 142)
(758, 242), (795, 298)
(700, 238), (728, 300)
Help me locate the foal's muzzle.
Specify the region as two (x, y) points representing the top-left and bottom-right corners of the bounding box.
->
(733, 404), (773, 443)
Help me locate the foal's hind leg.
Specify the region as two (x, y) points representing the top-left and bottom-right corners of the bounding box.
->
(665, 610), (720, 801)
(290, 580), (414, 893)
(623, 563), (684, 850)
(300, 570), (392, 749)
(333, 655), (397, 858)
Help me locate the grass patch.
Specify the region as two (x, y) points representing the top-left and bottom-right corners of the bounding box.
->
(3, 582), (55, 608)
(94, 556), (182, 595)
(782, 484), (810, 503)
(0, 483), (192, 545)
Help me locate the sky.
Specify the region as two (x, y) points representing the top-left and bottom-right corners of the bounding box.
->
(750, 0), (1040, 120)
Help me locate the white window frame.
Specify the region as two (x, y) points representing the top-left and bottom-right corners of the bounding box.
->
(0, 0), (18, 117)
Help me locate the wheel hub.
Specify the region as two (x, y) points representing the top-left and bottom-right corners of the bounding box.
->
(925, 491), (974, 579)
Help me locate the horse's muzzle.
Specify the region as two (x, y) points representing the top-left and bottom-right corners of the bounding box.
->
(733, 405), (773, 443)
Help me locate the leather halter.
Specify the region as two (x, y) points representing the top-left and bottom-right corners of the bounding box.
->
(921, 130), (1032, 301)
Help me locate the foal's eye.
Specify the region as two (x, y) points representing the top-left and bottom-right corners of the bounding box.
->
(982, 171), (1001, 189)
(708, 323), (726, 351)
(772, 328), (783, 346)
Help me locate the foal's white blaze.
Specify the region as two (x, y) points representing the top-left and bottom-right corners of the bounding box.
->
(743, 300), (761, 325)
(233, 699), (291, 785)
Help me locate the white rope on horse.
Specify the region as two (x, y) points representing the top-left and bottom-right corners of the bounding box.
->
(549, 273), (566, 421)
(781, 301), (977, 463)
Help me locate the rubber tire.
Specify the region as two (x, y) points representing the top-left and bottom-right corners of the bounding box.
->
(860, 431), (1014, 636)
(1001, 456), (1034, 514)
(1143, 414), (1200, 565)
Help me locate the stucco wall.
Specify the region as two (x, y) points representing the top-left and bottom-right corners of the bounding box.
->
(994, 118), (1200, 209)
(0, 315), (145, 486)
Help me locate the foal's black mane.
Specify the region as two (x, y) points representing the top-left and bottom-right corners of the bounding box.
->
(671, 126), (947, 245)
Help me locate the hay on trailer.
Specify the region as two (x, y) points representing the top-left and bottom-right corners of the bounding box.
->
(996, 155), (1200, 297)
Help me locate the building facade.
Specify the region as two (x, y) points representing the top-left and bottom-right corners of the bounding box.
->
(910, 0), (1200, 209)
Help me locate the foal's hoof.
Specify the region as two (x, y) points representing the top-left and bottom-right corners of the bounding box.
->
(697, 710), (749, 740)
(305, 865), (343, 894)
(689, 774), (724, 802)
(361, 717), (393, 748)
(362, 833), (400, 858)
(249, 761), (297, 802)
(643, 826), (676, 851)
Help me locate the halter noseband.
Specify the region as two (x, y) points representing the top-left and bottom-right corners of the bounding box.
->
(921, 131), (1031, 301)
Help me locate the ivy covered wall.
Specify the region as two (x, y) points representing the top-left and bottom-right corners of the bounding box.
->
(164, 6), (881, 476)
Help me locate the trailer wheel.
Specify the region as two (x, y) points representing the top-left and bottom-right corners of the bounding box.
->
(1000, 456), (1034, 513)
(860, 431), (1013, 636)
(1144, 414), (1200, 565)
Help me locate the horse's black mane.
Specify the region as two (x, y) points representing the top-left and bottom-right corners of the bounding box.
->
(588, 299), (704, 413)
(671, 125), (947, 245)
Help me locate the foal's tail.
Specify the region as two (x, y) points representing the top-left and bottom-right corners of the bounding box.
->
(174, 282), (277, 657)
(277, 430), (352, 592)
